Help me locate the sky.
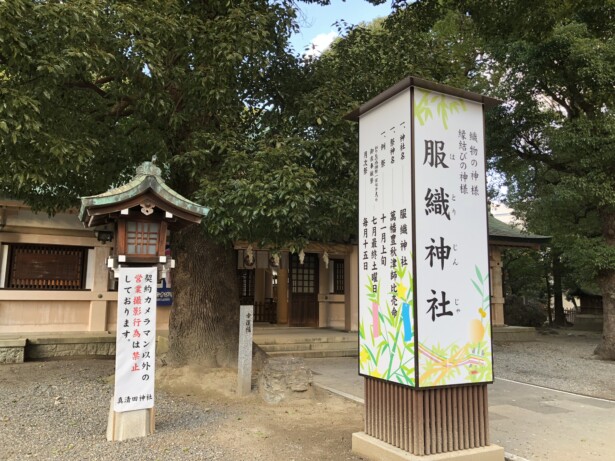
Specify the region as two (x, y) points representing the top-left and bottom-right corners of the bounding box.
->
(291, 0), (392, 57)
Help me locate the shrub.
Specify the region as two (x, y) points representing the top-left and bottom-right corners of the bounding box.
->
(504, 295), (547, 327)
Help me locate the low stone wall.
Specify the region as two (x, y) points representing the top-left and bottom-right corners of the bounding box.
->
(0, 339), (26, 363)
(492, 326), (537, 342)
(573, 314), (603, 332)
(1, 333), (171, 363)
(26, 336), (116, 360)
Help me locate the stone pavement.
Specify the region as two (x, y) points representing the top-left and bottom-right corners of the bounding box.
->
(304, 357), (615, 461)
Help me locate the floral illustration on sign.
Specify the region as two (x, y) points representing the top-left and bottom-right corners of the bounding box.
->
(360, 256), (415, 386)
(418, 265), (492, 387)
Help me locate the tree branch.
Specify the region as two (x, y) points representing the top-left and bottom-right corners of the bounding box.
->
(541, 86), (574, 118)
(108, 97), (134, 117)
(94, 76), (115, 85)
(512, 137), (573, 174)
(66, 80), (108, 98)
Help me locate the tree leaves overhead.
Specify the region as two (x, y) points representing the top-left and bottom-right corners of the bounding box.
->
(0, 0), (356, 249)
(459, 0), (615, 284)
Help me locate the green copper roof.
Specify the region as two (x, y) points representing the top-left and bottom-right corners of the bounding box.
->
(488, 215), (550, 245)
(78, 161), (209, 224)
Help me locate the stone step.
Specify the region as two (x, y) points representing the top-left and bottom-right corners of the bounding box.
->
(254, 335), (357, 345)
(259, 341), (357, 353)
(267, 349), (358, 359)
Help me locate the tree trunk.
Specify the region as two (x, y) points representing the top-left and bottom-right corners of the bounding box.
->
(596, 271), (615, 360)
(552, 254), (566, 326)
(596, 212), (615, 359)
(545, 274), (552, 325)
(167, 225), (240, 367)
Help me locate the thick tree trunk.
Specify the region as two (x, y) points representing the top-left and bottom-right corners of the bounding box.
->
(545, 274), (553, 326)
(596, 212), (615, 360)
(167, 225), (240, 367)
(596, 272), (615, 360)
(552, 254), (566, 326)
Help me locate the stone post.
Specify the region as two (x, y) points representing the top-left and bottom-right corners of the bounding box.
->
(237, 305), (254, 396)
(490, 247), (505, 327)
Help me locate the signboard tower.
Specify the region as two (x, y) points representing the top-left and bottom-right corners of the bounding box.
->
(348, 77), (504, 460)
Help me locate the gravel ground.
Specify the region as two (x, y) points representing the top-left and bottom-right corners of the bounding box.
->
(1, 330), (613, 460)
(494, 329), (615, 400)
(0, 360), (232, 460)
(0, 359), (364, 461)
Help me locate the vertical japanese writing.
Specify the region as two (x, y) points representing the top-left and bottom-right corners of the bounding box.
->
(114, 267), (157, 412)
(469, 130), (480, 197)
(413, 87), (492, 387)
(358, 88), (414, 385)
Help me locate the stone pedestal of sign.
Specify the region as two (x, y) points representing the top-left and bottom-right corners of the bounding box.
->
(352, 431), (504, 461)
(237, 305), (254, 396)
(106, 399), (155, 441)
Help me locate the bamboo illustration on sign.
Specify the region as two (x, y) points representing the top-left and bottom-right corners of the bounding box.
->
(414, 90), (467, 130)
(360, 257), (415, 386)
(418, 265), (492, 386)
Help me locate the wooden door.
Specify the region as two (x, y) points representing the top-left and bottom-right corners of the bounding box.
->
(289, 253), (319, 327)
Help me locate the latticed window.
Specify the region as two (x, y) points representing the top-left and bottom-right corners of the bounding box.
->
(237, 269), (255, 304)
(126, 221), (160, 256)
(6, 244), (87, 290)
(291, 254), (318, 294)
(331, 259), (345, 294)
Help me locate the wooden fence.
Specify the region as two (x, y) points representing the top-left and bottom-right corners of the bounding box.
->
(254, 300), (277, 323)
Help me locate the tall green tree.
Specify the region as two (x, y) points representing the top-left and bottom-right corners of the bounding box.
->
(455, 0), (615, 357)
(0, 0), (377, 366)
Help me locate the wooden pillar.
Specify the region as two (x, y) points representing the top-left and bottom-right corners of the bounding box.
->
(88, 245), (111, 331)
(255, 269), (265, 304)
(318, 255), (328, 327)
(277, 268), (289, 325)
(264, 270), (273, 299)
(490, 246), (505, 327)
(345, 245), (359, 331)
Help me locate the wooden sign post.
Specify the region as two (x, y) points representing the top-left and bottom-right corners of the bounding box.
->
(106, 266), (158, 441)
(79, 161), (208, 442)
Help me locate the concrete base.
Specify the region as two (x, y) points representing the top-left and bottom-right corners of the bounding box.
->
(352, 432), (504, 461)
(0, 339), (26, 363)
(106, 399), (155, 441)
(27, 334), (115, 359)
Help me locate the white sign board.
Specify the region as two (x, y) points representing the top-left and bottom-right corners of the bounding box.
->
(358, 89), (416, 386)
(114, 266), (157, 411)
(358, 84), (493, 388)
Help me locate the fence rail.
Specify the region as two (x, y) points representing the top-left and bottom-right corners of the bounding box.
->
(254, 300), (277, 323)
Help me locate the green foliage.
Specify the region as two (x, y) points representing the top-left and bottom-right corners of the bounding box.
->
(0, 0), (362, 249)
(461, 0), (615, 286)
(503, 248), (549, 302)
(504, 296), (547, 328)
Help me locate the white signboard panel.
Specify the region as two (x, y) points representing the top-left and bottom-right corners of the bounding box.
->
(114, 266), (157, 412)
(358, 89), (416, 387)
(413, 88), (493, 387)
(358, 83), (493, 389)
